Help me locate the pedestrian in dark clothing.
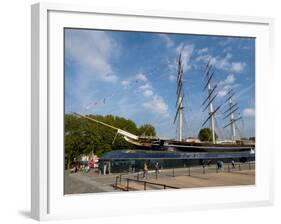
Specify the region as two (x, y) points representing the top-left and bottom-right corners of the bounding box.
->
(231, 160), (235, 169)
(143, 163), (148, 179)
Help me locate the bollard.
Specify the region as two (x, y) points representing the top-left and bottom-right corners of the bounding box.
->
(144, 182), (147, 191)
(164, 184), (166, 190)
(188, 167), (191, 176)
(115, 176), (118, 188)
(137, 172), (139, 180)
(203, 166), (205, 174)
(228, 164), (230, 172)
(156, 170), (158, 180)
(249, 162), (251, 170)
(172, 168), (175, 177)
(239, 163), (241, 171)
(119, 174), (122, 183)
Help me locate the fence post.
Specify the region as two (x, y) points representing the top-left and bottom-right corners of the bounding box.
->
(172, 168), (175, 177)
(156, 170), (158, 180)
(164, 184), (166, 190)
(144, 182), (146, 191)
(119, 174), (122, 183)
(188, 167), (191, 176)
(126, 179), (129, 191)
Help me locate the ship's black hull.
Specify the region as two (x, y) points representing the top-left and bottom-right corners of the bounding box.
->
(136, 139), (255, 153)
(151, 144), (254, 153)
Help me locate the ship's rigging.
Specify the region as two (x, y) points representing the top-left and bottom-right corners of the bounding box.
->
(201, 61), (221, 144)
(72, 52), (254, 153)
(223, 89), (242, 141)
(174, 52), (185, 142)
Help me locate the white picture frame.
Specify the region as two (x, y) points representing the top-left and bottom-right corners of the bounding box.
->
(31, 2), (274, 221)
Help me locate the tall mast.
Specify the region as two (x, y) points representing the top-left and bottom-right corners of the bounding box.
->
(208, 70), (215, 143)
(174, 53), (184, 141)
(229, 97), (236, 141)
(223, 90), (242, 141)
(202, 61), (220, 144)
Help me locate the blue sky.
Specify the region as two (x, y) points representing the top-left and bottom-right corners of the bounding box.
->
(65, 28), (255, 139)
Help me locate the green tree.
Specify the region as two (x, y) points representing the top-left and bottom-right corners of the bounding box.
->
(198, 128), (218, 142)
(64, 113), (157, 168)
(138, 124), (156, 137)
(249, 137), (255, 142)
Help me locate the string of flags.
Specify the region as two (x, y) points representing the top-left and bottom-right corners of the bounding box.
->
(83, 78), (144, 112)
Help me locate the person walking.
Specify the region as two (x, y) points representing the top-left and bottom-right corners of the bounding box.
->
(103, 161), (107, 175)
(108, 161), (111, 175)
(143, 163), (148, 179)
(155, 162), (159, 175)
(231, 160), (235, 169)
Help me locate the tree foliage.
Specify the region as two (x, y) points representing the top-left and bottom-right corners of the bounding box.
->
(198, 128), (218, 142)
(64, 114), (157, 164)
(249, 137), (255, 142)
(138, 124), (156, 137)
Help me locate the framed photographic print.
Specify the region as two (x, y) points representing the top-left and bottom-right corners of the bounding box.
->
(31, 2), (274, 221)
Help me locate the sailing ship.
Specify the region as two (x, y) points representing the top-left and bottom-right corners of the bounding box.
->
(74, 52), (255, 156)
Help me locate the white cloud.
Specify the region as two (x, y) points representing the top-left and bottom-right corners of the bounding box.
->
(219, 85), (235, 98)
(197, 48), (208, 54)
(166, 44), (194, 81)
(217, 89), (226, 97)
(195, 54), (212, 63)
(243, 108), (255, 117)
(169, 74), (176, 81)
(121, 80), (131, 87)
(225, 74), (236, 84)
(167, 58), (177, 71)
(139, 83), (152, 91)
(176, 44), (195, 72)
(217, 90), (228, 97)
(136, 74), (154, 97)
(143, 89), (154, 97)
(159, 34), (174, 48)
(219, 38), (236, 46)
(223, 46), (232, 53)
(139, 83), (154, 97)
(214, 53), (232, 70)
(217, 84), (232, 97)
(65, 29), (121, 112)
(195, 53), (246, 73)
(136, 73), (148, 82)
(231, 62), (246, 72)
(219, 74), (236, 86)
(143, 95), (168, 114)
(217, 74), (239, 98)
(65, 29), (119, 82)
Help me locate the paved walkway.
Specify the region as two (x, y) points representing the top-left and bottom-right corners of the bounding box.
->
(122, 170), (255, 191)
(64, 163), (255, 194)
(64, 171), (117, 194)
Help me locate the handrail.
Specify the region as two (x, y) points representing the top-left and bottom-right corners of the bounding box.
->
(114, 161), (255, 190)
(125, 178), (179, 191)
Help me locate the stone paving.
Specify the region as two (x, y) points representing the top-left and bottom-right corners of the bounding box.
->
(64, 163), (255, 194)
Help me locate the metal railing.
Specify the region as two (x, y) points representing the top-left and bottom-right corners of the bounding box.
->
(124, 178), (179, 191)
(114, 161), (255, 190)
(164, 161), (255, 177)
